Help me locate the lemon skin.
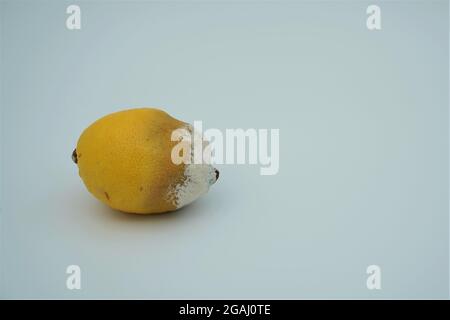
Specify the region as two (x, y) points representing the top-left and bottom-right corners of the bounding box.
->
(74, 108), (187, 214)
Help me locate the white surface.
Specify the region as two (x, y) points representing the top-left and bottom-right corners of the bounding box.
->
(0, 1), (448, 298)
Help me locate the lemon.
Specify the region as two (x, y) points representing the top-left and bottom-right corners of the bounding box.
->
(73, 108), (218, 214)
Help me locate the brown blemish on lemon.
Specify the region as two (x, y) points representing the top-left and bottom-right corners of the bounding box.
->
(72, 149), (78, 164)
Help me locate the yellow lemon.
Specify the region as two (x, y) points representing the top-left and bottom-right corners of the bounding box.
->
(73, 108), (218, 214)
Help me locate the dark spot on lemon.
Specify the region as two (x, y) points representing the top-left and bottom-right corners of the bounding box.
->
(72, 149), (78, 164)
(215, 168), (219, 181)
